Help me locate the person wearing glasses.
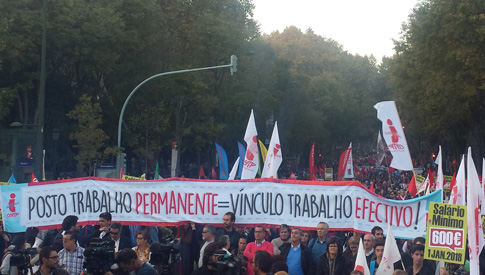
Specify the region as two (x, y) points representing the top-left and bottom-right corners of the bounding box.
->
(243, 225), (274, 275)
(133, 230), (150, 262)
(315, 238), (349, 275)
(58, 231), (85, 275)
(109, 222), (132, 254)
(34, 246), (69, 275)
(198, 225), (216, 268)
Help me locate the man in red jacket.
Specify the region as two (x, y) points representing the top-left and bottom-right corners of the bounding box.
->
(244, 225), (274, 275)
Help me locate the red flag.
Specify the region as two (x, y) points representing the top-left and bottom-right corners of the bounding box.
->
(211, 166), (217, 179)
(31, 173), (39, 183)
(354, 166), (362, 177)
(369, 182), (375, 193)
(338, 147), (352, 180)
(451, 159), (458, 167)
(408, 175), (417, 196)
(449, 171), (457, 191)
(388, 166), (395, 174)
(199, 166), (206, 179)
(318, 164), (325, 175)
(428, 169), (435, 189)
(120, 168), (124, 179)
(309, 142), (316, 181)
(289, 171), (296, 180)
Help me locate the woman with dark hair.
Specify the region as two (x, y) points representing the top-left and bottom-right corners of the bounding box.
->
(0, 235), (27, 275)
(316, 238), (350, 275)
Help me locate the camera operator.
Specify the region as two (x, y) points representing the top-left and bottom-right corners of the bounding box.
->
(33, 247), (69, 275)
(191, 243), (220, 275)
(116, 248), (155, 275)
(58, 231), (85, 275)
(0, 235), (27, 275)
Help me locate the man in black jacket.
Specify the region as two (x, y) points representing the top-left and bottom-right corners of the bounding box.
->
(280, 228), (315, 275)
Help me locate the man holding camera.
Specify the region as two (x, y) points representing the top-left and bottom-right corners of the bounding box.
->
(58, 231), (85, 275)
(116, 248), (155, 275)
(34, 247), (69, 275)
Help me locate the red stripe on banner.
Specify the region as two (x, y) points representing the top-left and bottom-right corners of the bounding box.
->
(28, 176), (366, 187)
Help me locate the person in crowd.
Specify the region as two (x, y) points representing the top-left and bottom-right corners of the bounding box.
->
(441, 261), (470, 275)
(108, 222), (131, 254)
(371, 226), (384, 243)
(58, 231), (85, 275)
(271, 224), (290, 255)
(406, 244), (431, 275)
(191, 242), (220, 275)
(1, 235), (27, 275)
(392, 270), (407, 275)
(50, 215), (79, 252)
(342, 235), (360, 268)
(363, 234), (375, 266)
(279, 228), (315, 275)
(177, 222), (200, 275)
(217, 212), (241, 252)
(198, 225), (216, 268)
(315, 238), (349, 275)
(133, 230), (150, 262)
(217, 235), (231, 255)
(87, 212), (111, 242)
(244, 225), (274, 275)
(308, 222), (330, 264)
(117, 248), (156, 275)
(253, 250), (273, 275)
(397, 190), (409, 200)
(351, 271), (364, 275)
(232, 236), (247, 257)
(369, 241), (384, 274)
(33, 246), (69, 275)
(301, 231), (310, 246)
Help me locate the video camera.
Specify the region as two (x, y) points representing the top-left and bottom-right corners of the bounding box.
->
(83, 238), (115, 275)
(9, 247), (37, 275)
(211, 250), (242, 275)
(149, 237), (180, 275)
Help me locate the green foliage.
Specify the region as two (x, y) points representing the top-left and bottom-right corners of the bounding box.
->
(67, 95), (116, 175)
(390, 0), (485, 158)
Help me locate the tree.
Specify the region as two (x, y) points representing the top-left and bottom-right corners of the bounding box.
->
(389, 0), (485, 159)
(67, 94), (116, 175)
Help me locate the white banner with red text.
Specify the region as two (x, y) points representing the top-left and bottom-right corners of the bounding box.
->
(2, 178), (441, 239)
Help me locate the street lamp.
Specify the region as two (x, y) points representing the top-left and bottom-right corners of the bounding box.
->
(116, 55), (238, 177)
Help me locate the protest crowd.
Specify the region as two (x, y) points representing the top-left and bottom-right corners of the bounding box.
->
(0, 205), (483, 275)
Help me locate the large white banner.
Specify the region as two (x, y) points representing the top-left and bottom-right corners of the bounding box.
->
(6, 178), (441, 239)
(374, 101), (413, 171)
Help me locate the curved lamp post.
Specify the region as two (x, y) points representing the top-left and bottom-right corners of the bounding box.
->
(116, 55), (238, 177)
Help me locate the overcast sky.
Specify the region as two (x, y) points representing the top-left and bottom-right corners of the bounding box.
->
(252, 0), (421, 62)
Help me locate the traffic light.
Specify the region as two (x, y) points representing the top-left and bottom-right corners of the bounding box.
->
(122, 153), (127, 171)
(230, 55), (237, 75)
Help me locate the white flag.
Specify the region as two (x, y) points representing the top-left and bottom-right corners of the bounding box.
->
(241, 110), (259, 180)
(374, 101), (413, 171)
(228, 157), (240, 180)
(449, 156), (465, 205)
(261, 122), (282, 178)
(435, 146), (444, 196)
(354, 238), (371, 275)
(344, 142), (354, 179)
(481, 158), (485, 216)
(466, 148), (485, 275)
(377, 131), (386, 166)
(422, 174), (430, 195)
(376, 224), (401, 275)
